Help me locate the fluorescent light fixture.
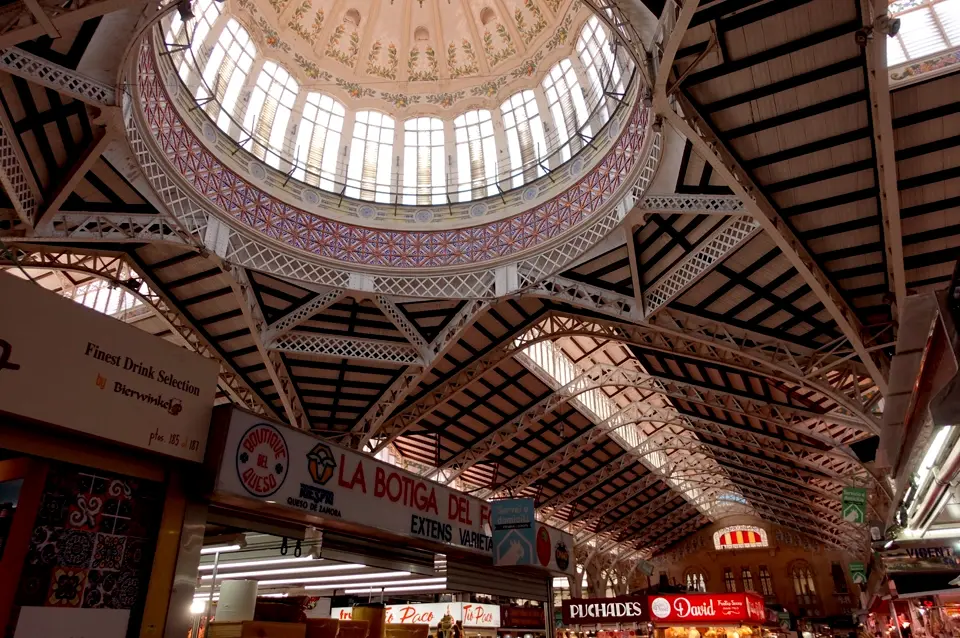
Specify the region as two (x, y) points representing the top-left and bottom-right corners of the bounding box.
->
(884, 540), (894, 549)
(191, 599), (208, 614)
(200, 544), (242, 555)
(258, 571), (411, 587)
(199, 557), (320, 571)
(201, 563), (365, 580)
(345, 584), (448, 594)
(304, 577), (446, 591)
(903, 527), (960, 539)
(917, 427), (953, 485)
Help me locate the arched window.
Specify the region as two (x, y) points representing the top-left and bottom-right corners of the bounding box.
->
(402, 117), (445, 206)
(500, 90), (546, 188)
(454, 109), (497, 201)
(723, 568), (737, 593)
(294, 93), (345, 190)
(713, 525), (769, 550)
(347, 111), (395, 203)
(542, 59), (591, 161)
(759, 565), (775, 598)
(741, 567), (755, 592)
(200, 19), (256, 130)
(791, 562), (819, 609)
(684, 568), (707, 593)
(169, 0), (222, 83)
(244, 61), (299, 167)
(577, 15), (626, 124)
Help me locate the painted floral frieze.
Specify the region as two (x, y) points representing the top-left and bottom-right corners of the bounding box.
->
(447, 39), (479, 78)
(326, 24), (360, 68)
(408, 45), (439, 81)
(367, 40), (399, 80)
(483, 24), (516, 68)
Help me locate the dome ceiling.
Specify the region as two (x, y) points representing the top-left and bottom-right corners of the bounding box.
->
(230, 0), (587, 108)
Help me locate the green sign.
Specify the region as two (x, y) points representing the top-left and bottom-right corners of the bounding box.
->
(842, 487), (867, 524)
(849, 561), (867, 585)
(637, 559), (655, 576)
(778, 612), (791, 631)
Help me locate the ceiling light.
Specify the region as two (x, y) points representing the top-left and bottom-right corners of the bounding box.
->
(304, 577), (446, 591)
(259, 571), (411, 587)
(190, 599), (207, 614)
(200, 544), (242, 555)
(343, 583), (448, 594)
(382, 584), (448, 593)
(199, 557), (320, 571)
(201, 563), (364, 580)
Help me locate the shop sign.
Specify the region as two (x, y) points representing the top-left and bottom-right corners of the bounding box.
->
(879, 542), (960, 572)
(849, 562), (867, 585)
(637, 560), (655, 577)
(332, 603), (500, 628)
(561, 596), (648, 625)
(841, 487), (867, 524)
(648, 593), (766, 624)
(0, 272), (218, 462)
(491, 498), (536, 566)
(502, 606), (545, 629)
(777, 612), (790, 631)
(216, 409), (575, 569)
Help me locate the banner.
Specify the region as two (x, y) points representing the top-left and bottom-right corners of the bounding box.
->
(215, 409), (574, 570)
(648, 593), (766, 624)
(561, 597), (648, 625)
(333, 603), (500, 628)
(842, 487), (867, 524)
(491, 498), (536, 566)
(0, 272), (217, 462)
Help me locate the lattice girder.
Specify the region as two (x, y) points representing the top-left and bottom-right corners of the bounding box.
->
(271, 332), (423, 365)
(639, 193), (747, 215)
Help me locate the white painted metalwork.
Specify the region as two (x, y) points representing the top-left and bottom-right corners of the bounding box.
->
(643, 215), (760, 315)
(375, 295), (429, 351)
(271, 332), (423, 365)
(261, 287), (345, 345)
(9, 213), (187, 242)
(523, 275), (642, 322)
(0, 48), (116, 106)
(0, 118), (38, 227)
(640, 193), (746, 215)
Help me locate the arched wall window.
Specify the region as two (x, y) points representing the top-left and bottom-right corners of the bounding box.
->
(759, 565), (775, 598)
(713, 525), (769, 550)
(347, 111), (395, 203)
(791, 561), (819, 610)
(454, 109), (497, 201)
(684, 568), (707, 593)
(403, 117), (446, 206)
(500, 90), (546, 188)
(741, 567), (755, 593)
(542, 59), (591, 160)
(170, 0), (223, 83)
(294, 93), (346, 190)
(200, 19), (256, 130)
(244, 61), (299, 167)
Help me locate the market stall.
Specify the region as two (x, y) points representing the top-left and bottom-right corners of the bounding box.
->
(647, 593), (772, 638)
(0, 271), (219, 638)
(559, 595), (651, 638)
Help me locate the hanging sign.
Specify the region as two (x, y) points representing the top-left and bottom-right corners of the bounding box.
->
(215, 408), (574, 570)
(777, 612), (791, 631)
(491, 498), (536, 566)
(561, 596), (649, 625)
(332, 603), (501, 628)
(0, 272), (217, 462)
(842, 487), (867, 524)
(502, 607), (545, 629)
(648, 593), (766, 625)
(637, 560), (655, 577)
(849, 562), (867, 585)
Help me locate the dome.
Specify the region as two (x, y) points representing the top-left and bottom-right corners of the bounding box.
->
(132, 0), (655, 291)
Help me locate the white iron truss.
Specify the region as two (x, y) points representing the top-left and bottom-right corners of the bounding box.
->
(270, 332), (423, 365)
(3, 212), (188, 243)
(0, 47), (116, 106)
(260, 288), (345, 346)
(640, 193), (746, 215)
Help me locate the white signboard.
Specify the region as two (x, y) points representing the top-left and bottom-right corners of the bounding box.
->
(0, 272), (218, 462)
(333, 603), (501, 628)
(14, 607), (130, 638)
(216, 409), (574, 570)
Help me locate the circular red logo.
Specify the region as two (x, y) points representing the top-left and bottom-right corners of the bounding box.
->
(536, 526), (551, 566)
(236, 423), (289, 497)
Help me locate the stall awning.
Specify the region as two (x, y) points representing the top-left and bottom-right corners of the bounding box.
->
(892, 572), (960, 598)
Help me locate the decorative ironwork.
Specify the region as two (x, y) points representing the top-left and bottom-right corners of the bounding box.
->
(0, 47), (116, 106)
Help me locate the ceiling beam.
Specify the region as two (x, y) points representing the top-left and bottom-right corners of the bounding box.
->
(862, 0), (906, 313)
(0, 47), (116, 107)
(647, 0), (889, 395)
(639, 193), (746, 215)
(261, 287), (345, 345)
(0, 0), (130, 49)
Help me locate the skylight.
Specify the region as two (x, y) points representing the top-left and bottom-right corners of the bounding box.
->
(888, 0), (960, 66)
